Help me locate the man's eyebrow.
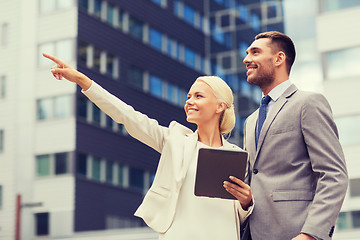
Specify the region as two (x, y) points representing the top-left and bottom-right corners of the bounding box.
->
(246, 47), (262, 54)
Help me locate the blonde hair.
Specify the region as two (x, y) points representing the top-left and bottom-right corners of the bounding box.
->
(195, 76), (235, 135)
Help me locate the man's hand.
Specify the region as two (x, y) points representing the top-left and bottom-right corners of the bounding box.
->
(223, 176), (252, 210)
(291, 233), (316, 240)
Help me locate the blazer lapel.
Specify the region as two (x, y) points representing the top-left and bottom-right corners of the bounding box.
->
(255, 84), (298, 159)
(180, 131), (198, 180)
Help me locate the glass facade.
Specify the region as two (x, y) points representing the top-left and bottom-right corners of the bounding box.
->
(326, 46), (360, 80)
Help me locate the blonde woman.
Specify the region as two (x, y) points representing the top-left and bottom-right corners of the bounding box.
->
(43, 53), (253, 240)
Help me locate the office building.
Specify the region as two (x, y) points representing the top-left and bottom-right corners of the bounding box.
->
(316, 1), (360, 239)
(0, 0), (283, 239)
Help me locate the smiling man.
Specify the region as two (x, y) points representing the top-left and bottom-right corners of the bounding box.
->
(226, 31), (348, 240)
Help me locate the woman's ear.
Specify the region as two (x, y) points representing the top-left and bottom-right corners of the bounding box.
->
(216, 102), (226, 114)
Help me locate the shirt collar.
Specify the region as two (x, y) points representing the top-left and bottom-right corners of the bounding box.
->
(267, 80), (292, 102)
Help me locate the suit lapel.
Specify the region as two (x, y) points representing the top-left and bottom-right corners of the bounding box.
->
(254, 84), (298, 160)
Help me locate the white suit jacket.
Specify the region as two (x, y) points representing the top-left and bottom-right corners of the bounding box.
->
(83, 81), (252, 235)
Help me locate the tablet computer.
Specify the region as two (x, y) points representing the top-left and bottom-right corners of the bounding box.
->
(194, 148), (248, 200)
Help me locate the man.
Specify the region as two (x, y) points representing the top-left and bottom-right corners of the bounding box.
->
(227, 31), (348, 240)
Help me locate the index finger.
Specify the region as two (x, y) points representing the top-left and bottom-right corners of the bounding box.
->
(229, 176), (248, 188)
(42, 53), (66, 66)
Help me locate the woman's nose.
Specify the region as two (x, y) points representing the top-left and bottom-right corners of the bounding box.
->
(186, 97), (194, 105)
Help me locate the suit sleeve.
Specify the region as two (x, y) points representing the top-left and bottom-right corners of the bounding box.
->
(300, 93), (348, 239)
(82, 81), (168, 153)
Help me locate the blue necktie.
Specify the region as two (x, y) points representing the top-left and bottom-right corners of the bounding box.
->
(256, 95), (271, 148)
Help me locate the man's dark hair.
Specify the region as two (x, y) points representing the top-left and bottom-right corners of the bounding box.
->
(255, 31), (296, 74)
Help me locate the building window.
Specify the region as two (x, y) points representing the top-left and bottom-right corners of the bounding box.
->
(250, 14), (261, 31)
(106, 3), (115, 25)
(93, 46), (102, 72)
(173, 0), (182, 17)
(38, 39), (74, 67)
(166, 82), (174, 103)
(106, 161), (114, 184)
(325, 46), (360, 80)
(77, 96), (88, 119)
(149, 75), (164, 99)
(35, 212), (49, 236)
(350, 178), (360, 197)
(0, 130), (4, 153)
(79, 0), (89, 11)
(128, 66), (144, 89)
(36, 155), (51, 177)
(55, 152), (68, 174)
(77, 40), (88, 66)
(321, 0), (360, 12)
(37, 95), (72, 121)
(77, 153), (88, 176)
(36, 152), (70, 177)
(151, 0), (167, 8)
(93, 0), (102, 18)
(0, 185), (2, 209)
(183, 4), (195, 26)
(149, 28), (163, 51)
(352, 211), (360, 228)
(0, 75), (5, 99)
(117, 164), (125, 187)
(106, 53), (117, 77)
(129, 167), (144, 191)
(57, 0), (73, 9)
(54, 95), (72, 118)
(184, 47), (196, 69)
(39, 0), (73, 13)
(237, 4), (248, 22)
(129, 16), (144, 40)
(335, 115), (360, 146)
(117, 9), (124, 29)
(92, 156), (102, 181)
(37, 98), (52, 120)
(336, 211), (348, 230)
(92, 103), (101, 125)
(1, 23), (9, 47)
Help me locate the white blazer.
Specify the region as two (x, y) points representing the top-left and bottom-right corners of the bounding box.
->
(83, 81), (252, 235)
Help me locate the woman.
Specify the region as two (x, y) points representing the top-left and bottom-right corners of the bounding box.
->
(43, 53), (253, 240)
